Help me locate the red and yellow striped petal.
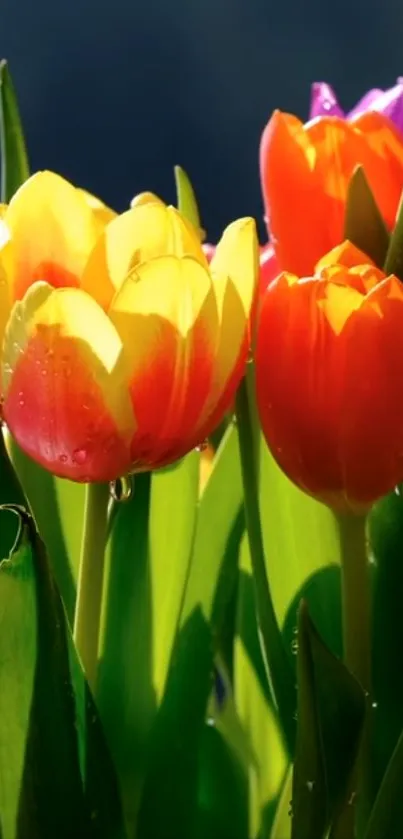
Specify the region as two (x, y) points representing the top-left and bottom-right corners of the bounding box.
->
(194, 217), (258, 438)
(108, 255), (218, 467)
(4, 171), (101, 301)
(2, 283), (135, 481)
(81, 202), (207, 311)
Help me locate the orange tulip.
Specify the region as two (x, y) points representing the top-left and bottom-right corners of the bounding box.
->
(256, 240), (403, 512)
(260, 110), (403, 277)
(0, 171), (258, 483)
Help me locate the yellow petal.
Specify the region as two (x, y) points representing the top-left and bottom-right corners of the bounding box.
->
(130, 191), (166, 208)
(2, 283), (135, 445)
(81, 202), (207, 310)
(196, 217), (258, 427)
(4, 171), (101, 301)
(109, 255), (218, 463)
(77, 187), (117, 232)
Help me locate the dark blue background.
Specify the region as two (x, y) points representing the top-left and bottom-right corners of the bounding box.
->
(2, 0), (403, 242)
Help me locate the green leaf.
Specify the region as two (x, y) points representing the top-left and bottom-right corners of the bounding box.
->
(270, 768), (293, 839)
(194, 722), (249, 839)
(137, 607), (213, 839)
(0, 60), (29, 201)
(0, 432), (25, 559)
(0, 505), (88, 838)
(292, 602), (365, 839)
(181, 425), (243, 626)
(282, 565), (343, 669)
(174, 165), (203, 235)
(234, 537), (288, 838)
(7, 435), (77, 623)
(97, 473), (153, 831)
(368, 491), (403, 804)
(135, 429), (246, 838)
(98, 455), (199, 831)
(148, 453), (200, 699)
(364, 723), (403, 839)
(68, 643), (127, 839)
(343, 166), (389, 268)
(259, 443), (340, 649)
(384, 190), (403, 278)
(0, 504), (125, 839)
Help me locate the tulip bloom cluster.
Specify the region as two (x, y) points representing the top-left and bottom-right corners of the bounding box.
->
(256, 86), (403, 512)
(0, 172), (258, 482)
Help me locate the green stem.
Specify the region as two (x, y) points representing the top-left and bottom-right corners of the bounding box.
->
(337, 512), (371, 693)
(235, 374), (295, 754)
(330, 512), (371, 839)
(73, 481), (110, 690)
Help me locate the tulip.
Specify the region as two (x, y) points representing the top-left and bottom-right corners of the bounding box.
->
(0, 171), (258, 483)
(256, 239), (403, 512)
(310, 79), (403, 132)
(260, 109), (403, 277)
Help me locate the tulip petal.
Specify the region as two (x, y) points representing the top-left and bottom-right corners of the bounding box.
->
(315, 240), (375, 272)
(130, 191), (165, 208)
(344, 113), (403, 229)
(2, 283), (135, 481)
(4, 171), (100, 301)
(194, 217), (258, 435)
(77, 188), (117, 231)
(338, 274), (403, 505)
(260, 111), (328, 275)
(348, 85), (400, 122)
(310, 82), (344, 119)
(257, 268), (403, 511)
(256, 273), (352, 507)
(109, 255), (218, 467)
(259, 243), (280, 295)
(81, 203), (207, 311)
(261, 110), (403, 276)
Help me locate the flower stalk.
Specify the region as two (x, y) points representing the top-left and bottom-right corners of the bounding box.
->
(73, 481), (110, 690)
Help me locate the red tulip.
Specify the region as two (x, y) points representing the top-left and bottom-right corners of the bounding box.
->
(256, 240), (403, 512)
(260, 110), (403, 277)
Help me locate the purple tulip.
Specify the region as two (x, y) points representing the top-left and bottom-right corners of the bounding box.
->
(310, 79), (403, 132)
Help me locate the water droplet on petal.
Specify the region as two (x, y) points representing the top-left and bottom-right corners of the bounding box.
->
(195, 439), (208, 453)
(72, 448), (88, 465)
(59, 454), (68, 464)
(109, 475), (133, 502)
(41, 368), (48, 377)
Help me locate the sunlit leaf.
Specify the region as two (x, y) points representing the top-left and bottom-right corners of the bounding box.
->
(0, 60), (29, 202)
(174, 165), (202, 236)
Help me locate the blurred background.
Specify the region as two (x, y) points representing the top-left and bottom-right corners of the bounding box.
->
(1, 0), (402, 242)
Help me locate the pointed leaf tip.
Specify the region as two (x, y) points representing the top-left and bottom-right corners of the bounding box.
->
(344, 166), (389, 269)
(174, 164), (203, 235)
(0, 59), (29, 202)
